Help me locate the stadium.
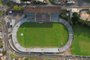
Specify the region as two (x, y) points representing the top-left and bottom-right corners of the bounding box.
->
(11, 6), (73, 53)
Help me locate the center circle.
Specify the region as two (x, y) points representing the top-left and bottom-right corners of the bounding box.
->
(17, 22), (68, 48)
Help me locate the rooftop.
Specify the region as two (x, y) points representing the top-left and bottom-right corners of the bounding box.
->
(24, 6), (61, 13)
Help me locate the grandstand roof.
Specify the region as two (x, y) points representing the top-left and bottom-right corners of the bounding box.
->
(24, 6), (61, 13)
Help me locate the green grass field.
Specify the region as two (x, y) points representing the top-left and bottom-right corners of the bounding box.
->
(17, 22), (68, 48)
(71, 24), (90, 56)
(83, 0), (90, 2)
(0, 0), (2, 6)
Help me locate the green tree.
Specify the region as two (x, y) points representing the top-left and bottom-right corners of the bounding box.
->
(87, 10), (90, 14)
(71, 12), (80, 25)
(2, 50), (6, 56)
(10, 52), (17, 59)
(24, 57), (28, 60)
(13, 5), (23, 11)
(0, 11), (3, 16)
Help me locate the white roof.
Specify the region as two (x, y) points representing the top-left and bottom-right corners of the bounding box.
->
(71, 8), (80, 13)
(0, 53), (2, 56)
(67, 0), (75, 4)
(36, 0), (44, 2)
(10, 19), (15, 26)
(13, 0), (21, 3)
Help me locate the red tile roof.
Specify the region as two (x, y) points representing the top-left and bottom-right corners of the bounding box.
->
(24, 6), (61, 13)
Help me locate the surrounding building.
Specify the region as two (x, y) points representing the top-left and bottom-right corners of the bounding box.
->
(52, 0), (75, 4)
(80, 10), (90, 21)
(12, 0), (21, 3)
(12, 0), (45, 3)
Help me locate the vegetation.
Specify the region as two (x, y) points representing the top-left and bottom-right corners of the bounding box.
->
(17, 22), (68, 48)
(0, 39), (3, 48)
(10, 52), (17, 59)
(2, 50), (6, 56)
(79, 19), (90, 26)
(0, 11), (3, 16)
(0, 21), (3, 48)
(24, 58), (28, 60)
(71, 24), (90, 56)
(60, 12), (81, 25)
(59, 11), (90, 56)
(71, 12), (80, 25)
(86, 10), (90, 14)
(83, 0), (90, 2)
(6, 1), (13, 6)
(59, 10), (69, 20)
(13, 5), (24, 11)
(0, 0), (2, 6)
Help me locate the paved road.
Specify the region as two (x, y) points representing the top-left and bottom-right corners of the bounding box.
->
(0, 5), (11, 60)
(0, 12), (11, 60)
(2, 17), (11, 60)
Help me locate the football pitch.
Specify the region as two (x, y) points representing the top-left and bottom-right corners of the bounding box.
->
(17, 22), (68, 48)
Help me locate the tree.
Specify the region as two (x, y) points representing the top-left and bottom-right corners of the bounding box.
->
(24, 57), (28, 60)
(87, 10), (90, 14)
(0, 11), (3, 16)
(13, 5), (24, 11)
(71, 12), (80, 25)
(10, 52), (17, 59)
(2, 50), (6, 56)
(59, 10), (69, 20)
